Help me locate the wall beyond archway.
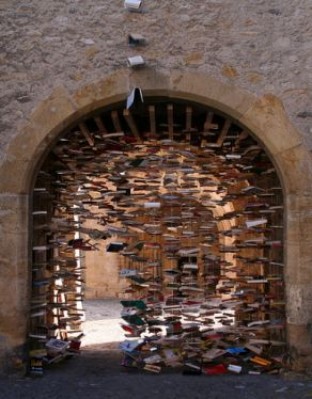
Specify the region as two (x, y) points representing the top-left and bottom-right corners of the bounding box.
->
(0, 69), (312, 372)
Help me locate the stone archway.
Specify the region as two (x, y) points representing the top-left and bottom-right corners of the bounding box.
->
(0, 69), (312, 372)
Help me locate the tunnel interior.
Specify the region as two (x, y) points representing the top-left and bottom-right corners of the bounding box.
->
(29, 95), (285, 374)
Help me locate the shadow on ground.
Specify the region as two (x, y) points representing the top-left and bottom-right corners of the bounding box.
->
(3, 301), (312, 399)
(1, 344), (312, 399)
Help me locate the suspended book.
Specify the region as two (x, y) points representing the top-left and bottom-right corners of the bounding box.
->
(144, 226), (162, 235)
(29, 333), (47, 340)
(163, 216), (181, 224)
(143, 242), (161, 249)
(127, 158), (146, 167)
(32, 210), (48, 216)
(245, 218), (268, 228)
(107, 225), (128, 234)
(265, 240), (282, 247)
(126, 275), (147, 284)
(178, 247), (199, 256)
(165, 283), (180, 290)
(182, 263), (198, 271)
(225, 154), (241, 160)
(121, 307), (142, 317)
(33, 187), (48, 193)
(146, 260), (161, 267)
(120, 300), (146, 310)
(143, 202), (161, 208)
(247, 320), (270, 328)
(182, 231), (197, 237)
(124, 0), (143, 12)
(267, 275), (282, 281)
(121, 248), (139, 256)
(270, 205), (283, 210)
(119, 269), (138, 277)
(32, 245), (51, 251)
(269, 261), (284, 267)
(30, 310), (46, 318)
(32, 278), (51, 287)
(126, 87), (144, 109)
(122, 220), (144, 227)
(241, 186), (266, 194)
(120, 324), (144, 337)
(246, 278), (268, 284)
(259, 209), (276, 214)
(160, 194), (179, 201)
(163, 268), (181, 275)
(128, 33), (146, 47)
(106, 242), (127, 252)
(243, 238), (266, 244)
(122, 314), (145, 326)
(126, 241), (145, 251)
(127, 55), (145, 68)
(115, 187), (131, 196)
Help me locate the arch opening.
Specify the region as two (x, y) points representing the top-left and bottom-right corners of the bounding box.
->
(29, 96), (285, 375)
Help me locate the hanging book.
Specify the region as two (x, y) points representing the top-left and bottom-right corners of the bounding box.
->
(106, 242), (127, 252)
(245, 218), (268, 228)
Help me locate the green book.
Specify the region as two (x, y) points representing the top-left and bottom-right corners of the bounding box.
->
(120, 300), (146, 310)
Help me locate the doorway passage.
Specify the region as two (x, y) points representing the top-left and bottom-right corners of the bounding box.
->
(29, 97), (285, 375)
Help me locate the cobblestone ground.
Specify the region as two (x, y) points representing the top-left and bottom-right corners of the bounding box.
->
(1, 300), (312, 399)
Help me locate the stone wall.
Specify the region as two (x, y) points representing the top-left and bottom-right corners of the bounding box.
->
(1, 0), (312, 160)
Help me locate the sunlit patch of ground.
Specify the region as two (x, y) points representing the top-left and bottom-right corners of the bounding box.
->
(81, 299), (124, 349)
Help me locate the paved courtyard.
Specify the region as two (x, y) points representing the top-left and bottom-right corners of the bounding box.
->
(1, 299), (312, 399)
